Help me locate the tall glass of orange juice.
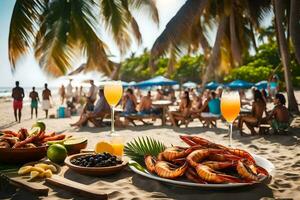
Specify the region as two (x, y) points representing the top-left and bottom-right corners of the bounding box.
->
(104, 81), (123, 134)
(221, 90), (240, 147)
(100, 81), (124, 157)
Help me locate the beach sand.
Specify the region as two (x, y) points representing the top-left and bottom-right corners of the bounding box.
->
(0, 93), (300, 199)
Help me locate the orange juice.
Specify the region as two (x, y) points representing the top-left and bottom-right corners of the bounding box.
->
(221, 93), (240, 123)
(111, 143), (124, 156)
(104, 82), (123, 106)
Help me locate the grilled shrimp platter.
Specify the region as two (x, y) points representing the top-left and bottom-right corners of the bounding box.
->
(129, 135), (275, 188)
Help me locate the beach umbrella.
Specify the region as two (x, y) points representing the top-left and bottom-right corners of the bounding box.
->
(183, 81), (197, 88)
(205, 81), (221, 90)
(136, 76), (178, 88)
(255, 80), (268, 90)
(122, 81), (129, 87)
(129, 81), (136, 87)
(227, 80), (253, 89)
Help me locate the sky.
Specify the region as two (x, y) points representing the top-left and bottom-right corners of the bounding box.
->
(0, 0), (186, 87)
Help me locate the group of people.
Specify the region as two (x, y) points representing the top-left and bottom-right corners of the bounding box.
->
(239, 89), (289, 135)
(12, 78), (290, 134)
(12, 81), (52, 122)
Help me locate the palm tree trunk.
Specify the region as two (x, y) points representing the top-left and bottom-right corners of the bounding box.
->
(167, 47), (176, 77)
(202, 16), (229, 86)
(290, 0), (300, 65)
(274, 0), (299, 113)
(198, 24), (211, 60)
(250, 23), (258, 52)
(110, 62), (121, 80)
(229, 5), (242, 66)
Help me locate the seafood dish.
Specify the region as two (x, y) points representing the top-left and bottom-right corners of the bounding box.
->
(143, 135), (270, 184)
(0, 128), (65, 149)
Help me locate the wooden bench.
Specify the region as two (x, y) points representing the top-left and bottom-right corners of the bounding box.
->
(124, 113), (163, 126)
(183, 113), (220, 128)
(258, 124), (271, 135)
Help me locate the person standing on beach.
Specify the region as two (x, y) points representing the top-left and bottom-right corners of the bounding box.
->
(42, 83), (52, 118)
(66, 79), (73, 101)
(87, 80), (98, 103)
(29, 87), (39, 119)
(11, 81), (24, 123)
(59, 85), (65, 105)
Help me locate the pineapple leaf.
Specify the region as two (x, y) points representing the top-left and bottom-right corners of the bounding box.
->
(124, 136), (166, 165)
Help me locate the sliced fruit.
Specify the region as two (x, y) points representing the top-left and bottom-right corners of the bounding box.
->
(34, 163), (57, 173)
(28, 127), (41, 136)
(29, 171), (40, 180)
(31, 167), (45, 173)
(64, 137), (88, 155)
(47, 140), (65, 145)
(47, 144), (68, 164)
(43, 169), (53, 178)
(32, 121), (46, 132)
(63, 137), (87, 146)
(18, 166), (33, 175)
(95, 141), (114, 154)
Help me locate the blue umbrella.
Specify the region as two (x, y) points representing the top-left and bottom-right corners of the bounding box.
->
(183, 81), (197, 88)
(128, 81), (136, 87)
(227, 80), (253, 89)
(122, 81), (129, 87)
(255, 80), (268, 90)
(205, 81), (221, 90)
(136, 76), (178, 88)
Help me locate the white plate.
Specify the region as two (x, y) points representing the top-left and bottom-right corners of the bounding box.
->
(129, 154), (275, 188)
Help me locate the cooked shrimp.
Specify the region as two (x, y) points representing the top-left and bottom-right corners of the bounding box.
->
(185, 167), (207, 184)
(144, 155), (156, 173)
(162, 146), (193, 161)
(180, 135), (227, 149)
(201, 161), (236, 170)
(155, 161), (187, 179)
(227, 148), (255, 163)
(236, 159), (268, 182)
(186, 149), (226, 167)
(195, 164), (241, 183)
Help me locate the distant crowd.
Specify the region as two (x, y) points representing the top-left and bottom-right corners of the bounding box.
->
(11, 77), (290, 134)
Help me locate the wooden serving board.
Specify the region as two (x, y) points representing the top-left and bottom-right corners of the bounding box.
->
(1, 172), (49, 196)
(45, 175), (108, 199)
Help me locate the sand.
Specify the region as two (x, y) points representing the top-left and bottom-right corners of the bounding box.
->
(0, 92), (300, 199)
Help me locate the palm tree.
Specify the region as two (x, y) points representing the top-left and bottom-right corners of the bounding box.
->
(9, 0), (159, 77)
(273, 0), (299, 113)
(150, 0), (271, 84)
(290, 0), (300, 65)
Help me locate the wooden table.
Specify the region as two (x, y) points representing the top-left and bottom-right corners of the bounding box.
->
(152, 100), (173, 126)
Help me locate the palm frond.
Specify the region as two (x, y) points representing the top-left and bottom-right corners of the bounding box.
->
(101, 0), (131, 54)
(73, 0), (112, 75)
(34, 0), (74, 76)
(124, 136), (166, 165)
(9, 0), (45, 69)
(121, 0), (142, 45)
(150, 0), (208, 59)
(246, 0), (271, 28)
(128, 0), (159, 24)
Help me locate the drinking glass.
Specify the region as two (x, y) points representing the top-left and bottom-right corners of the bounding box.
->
(221, 90), (240, 147)
(104, 81), (123, 135)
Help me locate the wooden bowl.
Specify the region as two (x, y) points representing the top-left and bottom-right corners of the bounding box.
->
(0, 145), (48, 164)
(65, 141), (88, 155)
(65, 153), (127, 176)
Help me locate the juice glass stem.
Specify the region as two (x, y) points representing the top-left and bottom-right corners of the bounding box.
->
(228, 123), (233, 147)
(111, 106), (115, 135)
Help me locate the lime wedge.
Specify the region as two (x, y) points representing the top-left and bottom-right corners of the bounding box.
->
(63, 137), (87, 146)
(28, 127), (41, 136)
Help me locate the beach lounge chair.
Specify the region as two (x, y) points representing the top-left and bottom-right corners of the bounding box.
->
(123, 112), (163, 126)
